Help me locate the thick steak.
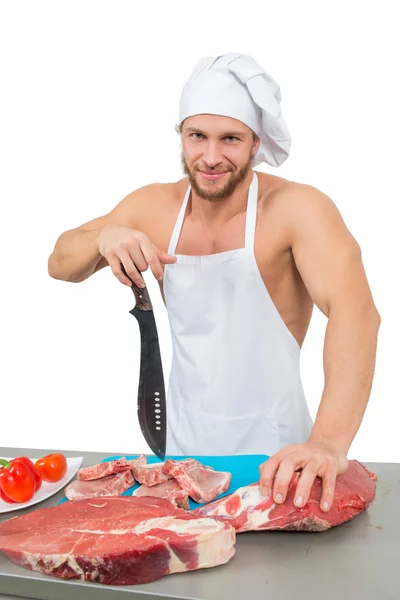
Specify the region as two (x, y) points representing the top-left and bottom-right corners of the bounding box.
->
(0, 496), (235, 585)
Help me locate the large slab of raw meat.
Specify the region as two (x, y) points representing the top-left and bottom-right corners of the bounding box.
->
(193, 460), (377, 532)
(162, 458), (231, 503)
(0, 496), (235, 585)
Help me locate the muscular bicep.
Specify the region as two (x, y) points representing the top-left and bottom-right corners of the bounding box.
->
(288, 184), (376, 317)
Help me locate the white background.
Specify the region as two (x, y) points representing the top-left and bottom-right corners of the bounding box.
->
(0, 1), (398, 462)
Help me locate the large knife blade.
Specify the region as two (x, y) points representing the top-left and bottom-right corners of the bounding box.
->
(121, 264), (166, 459)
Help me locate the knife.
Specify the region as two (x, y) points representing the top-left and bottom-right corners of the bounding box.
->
(120, 264), (166, 459)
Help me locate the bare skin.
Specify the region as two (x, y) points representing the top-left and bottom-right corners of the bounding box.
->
(48, 114), (380, 513)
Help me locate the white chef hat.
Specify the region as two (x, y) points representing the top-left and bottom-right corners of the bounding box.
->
(179, 53), (292, 168)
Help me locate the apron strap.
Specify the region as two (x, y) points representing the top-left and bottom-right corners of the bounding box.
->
(168, 183), (191, 255)
(245, 171), (258, 251)
(168, 171), (258, 255)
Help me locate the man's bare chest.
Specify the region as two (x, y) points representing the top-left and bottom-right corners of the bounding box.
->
(171, 207), (289, 280)
(138, 178), (313, 347)
(153, 200), (296, 293)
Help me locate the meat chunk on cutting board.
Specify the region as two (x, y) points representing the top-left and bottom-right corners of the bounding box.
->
(131, 461), (172, 487)
(0, 496), (235, 585)
(77, 455), (146, 481)
(132, 479), (189, 509)
(162, 458), (231, 503)
(66, 469), (135, 500)
(193, 460), (377, 532)
(77, 458), (131, 481)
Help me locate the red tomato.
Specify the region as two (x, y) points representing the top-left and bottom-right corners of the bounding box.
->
(35, 453), (67, 483)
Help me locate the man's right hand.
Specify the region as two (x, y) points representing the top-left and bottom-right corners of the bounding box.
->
(97, 225), (177, 288)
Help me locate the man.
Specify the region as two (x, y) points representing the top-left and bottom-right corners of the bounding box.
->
(48, 53), (380, 513)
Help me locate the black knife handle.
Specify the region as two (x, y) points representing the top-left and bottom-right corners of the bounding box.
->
(120, 263), (152, 312)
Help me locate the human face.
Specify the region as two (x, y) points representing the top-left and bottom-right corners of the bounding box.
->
(180, 115), (260, 201)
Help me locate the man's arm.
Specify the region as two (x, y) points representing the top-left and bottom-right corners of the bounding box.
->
(291, 183), (380, 450)
(48, 226), (108, 283)
(259, 183), (381, 511)
(48, 183), (166, 284)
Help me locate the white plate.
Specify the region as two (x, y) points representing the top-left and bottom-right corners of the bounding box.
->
(0, 456), (83, 513)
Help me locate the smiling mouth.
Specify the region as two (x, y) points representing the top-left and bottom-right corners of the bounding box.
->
(198, 171), (228, 180)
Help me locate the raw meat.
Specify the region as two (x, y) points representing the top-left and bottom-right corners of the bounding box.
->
(162, 458), (231, 503)
(132, 479), (190, 510)
(77, 458), (131, 480)
(127, 455), (148, 470)
(0, 496), (235, 585)
(66, 470), (135, 501)
(194, 460), (377, 532)
(77, 456), (147, 481)
(131, 461), (172, 487)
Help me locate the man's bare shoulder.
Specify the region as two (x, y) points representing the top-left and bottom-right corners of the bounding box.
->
(260, 176), (345, 226)
(107, 180), (185, 224)
(270, 179), (359, 258)
(121, 180), (178, 207)
(125, 178), (187, 207)
(282, 177), (341, 207)
(76, 180), (185, 234)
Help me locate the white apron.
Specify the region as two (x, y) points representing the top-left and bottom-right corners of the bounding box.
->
(163, 171), (313, 456)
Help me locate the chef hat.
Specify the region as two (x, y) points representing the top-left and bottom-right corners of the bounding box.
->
(179, 53), (292, 168)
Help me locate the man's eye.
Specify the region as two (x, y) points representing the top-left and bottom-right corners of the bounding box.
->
(190, 134), (238, 142)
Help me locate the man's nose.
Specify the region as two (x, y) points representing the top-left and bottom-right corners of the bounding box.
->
(202, 141), (223, 167)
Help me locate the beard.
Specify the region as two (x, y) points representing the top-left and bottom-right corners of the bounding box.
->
(180, 150), (254, 202)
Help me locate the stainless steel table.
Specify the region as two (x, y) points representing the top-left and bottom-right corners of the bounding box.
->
(0, 447), (399, 600)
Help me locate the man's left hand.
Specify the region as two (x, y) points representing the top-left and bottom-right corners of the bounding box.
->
(258, 440), (349, 512)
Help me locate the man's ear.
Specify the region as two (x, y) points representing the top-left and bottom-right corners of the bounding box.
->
(252, 135), (261, 156)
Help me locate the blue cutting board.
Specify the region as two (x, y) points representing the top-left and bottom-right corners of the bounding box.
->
(59, 454), (269, 510)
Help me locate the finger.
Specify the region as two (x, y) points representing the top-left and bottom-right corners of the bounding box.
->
(120, 251), (148, 287)
(109, 233), (149, 275)
(259, 455), (282, 497)
(119, 256), (147, 288)
(105, 254), (136, 286)
(293, 459), (322, 508)
(156, 247), (178, 264)
(138, 238), (165, 281)
(259, 445), (296, 497)
(319, 465), (338, 512)
(124, 243), (149, 274)
(271, 455), (301, 504)
(118, 250), (147, 288)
